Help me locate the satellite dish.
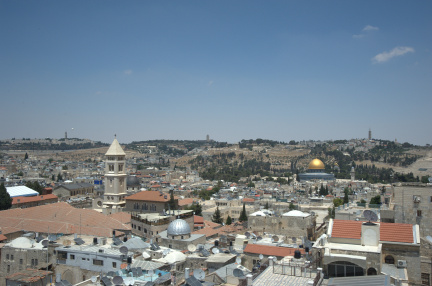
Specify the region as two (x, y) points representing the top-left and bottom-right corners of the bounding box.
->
(259, 254), (264, 260)
(245, 232), (250, 238)
(188, 244), (197, 252)
(90, 276), (97, 283)
(112, 276), (123, 285)
(212, 248), (220, 254)
(236, 257), (242, 264)
(42, 240), (49, 247)
(63, 240), (71, 246)
(273, 256), (277, 262)
(107, 271), (116, 277)
(193, 269), (205, 281)
(257, 236), (262, 240)
(162, 249), (170, 256)
(123, 277), (135, 286)
(233, 268), (244, 277)
(363, 210), (378, 222)
(272, 236), (279, 242)
(120, 246), (128, 254)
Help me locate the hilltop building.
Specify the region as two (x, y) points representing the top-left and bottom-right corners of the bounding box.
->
(298, 159), (335, 181)
(102, 138), (127, 215)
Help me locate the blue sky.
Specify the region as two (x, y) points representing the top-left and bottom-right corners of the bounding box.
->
(1, 1), (431, 145)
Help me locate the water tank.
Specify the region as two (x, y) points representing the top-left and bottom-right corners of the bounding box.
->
(294, 250), (301, 259)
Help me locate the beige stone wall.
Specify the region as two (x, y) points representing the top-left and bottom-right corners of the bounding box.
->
(247, 215), (316, 240)
(382, 243), (421, 285)
(420, 238), (432, 286)
(131, 214), (194, 239)
(0, 247), (49, 277)
(394, 184), (432, 237)
(55, 264), (100, 285)
(125, 200), (168, 214)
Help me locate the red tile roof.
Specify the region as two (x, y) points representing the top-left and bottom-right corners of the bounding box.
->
(179, 198), (195, 207)
(192, 227), (220, 237)
(0, 202), (130, 237)
(12, 194), (58, 205)
(331, 220), (414, 243)
(126, 190), (174, 202)
(108, 212), (131, 224)
(244, 244), (305, 257)
(194, 215), (204, 224)
(242, 198), (255, 203)
(0, 234), (7, 241)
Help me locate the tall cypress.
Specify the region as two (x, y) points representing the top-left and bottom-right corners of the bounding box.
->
(0, 183), (12, 210)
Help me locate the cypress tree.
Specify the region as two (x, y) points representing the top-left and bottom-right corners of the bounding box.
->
(0, 183), (12, 210)
(212, 207), (223, 224)
(239, 203), (248, 222)
(226, 215), (232, 225)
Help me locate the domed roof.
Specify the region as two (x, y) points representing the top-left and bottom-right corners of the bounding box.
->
(127, 176), (140, 187)
(167, 219), (191, 236)
(282, 210), (311, 217)
(308, 159), (325, 170)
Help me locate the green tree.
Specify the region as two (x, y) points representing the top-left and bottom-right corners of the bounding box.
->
(360, 199), (367, 204)
(169, 190), (176, 210)
(24, 152), (29, 160)
(185, 202), (202, 216)
(265, 201), (269, 209)
(328, 207), (335, 219)
(239, 203), (248, 222)
(57, 173), (63, 182)
(0, 183), (12, 210)
(226, 215), (232, 225)
(343, 187), (349, 204)
(51, 174), (55, 181)
(62, 165), (68, 170)
(212, 207), (223, 224)
(333, 197), (344, 208)
(370, 195), (381, 205)
(25, 181), (43, 195)
(289, 202), (296, 210)
(247, 181), (255, 188)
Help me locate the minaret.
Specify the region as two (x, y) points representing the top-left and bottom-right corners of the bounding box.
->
(368, 129), (371, 140)
(102, 137), (127, 214)
(350, 166), (355, 181)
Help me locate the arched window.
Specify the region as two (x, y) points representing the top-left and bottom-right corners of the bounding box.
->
(328, 261), (364, 277)
(367, 268), (377, 275)
(384, 255), (395, 264)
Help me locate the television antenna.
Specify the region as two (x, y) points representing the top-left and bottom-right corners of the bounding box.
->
(363, 210), (378, 222)
(193, 269), (205, 281)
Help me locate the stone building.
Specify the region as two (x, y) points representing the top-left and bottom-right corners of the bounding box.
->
(247, 210), (317, 241)
(102, 138), (128, 214)
(131, 210), (193, 240)
(5, 269), (52, 286)
(0, 237), (51, 281)
(54, 244), (124, 284)
(313, 219), (421, 285)
(242, 244), (305, 270)
(11, 194), (58, 209)
(125, 190), (178, 214)
(393, 183), (432, 237)
(156, 219), (206, 250)
(53, 183), (94, 199)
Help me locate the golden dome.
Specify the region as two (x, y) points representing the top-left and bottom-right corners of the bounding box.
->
(308, 158), (325, 170)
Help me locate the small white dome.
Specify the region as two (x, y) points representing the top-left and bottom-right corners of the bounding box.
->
(162, 251), (186, 263)
(282, 210), (311, 217)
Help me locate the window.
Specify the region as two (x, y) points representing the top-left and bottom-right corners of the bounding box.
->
(112, 262), (117, 268)
(119, 165), (123, 172)
(93, 259), (104, 266)
(109, 164), (114, 172)
(70, 254), (75, 260)
(82, 258), (86, 261)
(7, 265), (10, 273)
(20, 259), (23, 265)
(11, 255), (14, 260)
(169, 244), (172, 249)
(385, 255), (395, 264)
(35, 259), (38, 266)
(417, 210), (422, 217)
(6, 254), (9, 260)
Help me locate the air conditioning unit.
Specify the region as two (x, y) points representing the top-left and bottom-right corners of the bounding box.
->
(397, 260), (407, 268)
(413, 196), (421, 203)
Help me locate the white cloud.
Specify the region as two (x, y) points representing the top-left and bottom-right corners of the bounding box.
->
(372, 46), (415, 64)
(363, 25), (379, 31)
(124, 70), (133, 75)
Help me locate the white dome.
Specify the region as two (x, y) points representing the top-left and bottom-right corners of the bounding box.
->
(161, 251), (186, 263)
(282, 210), (311, 217)
(167, 219), (191, 236)
(7, 237), (39, 249)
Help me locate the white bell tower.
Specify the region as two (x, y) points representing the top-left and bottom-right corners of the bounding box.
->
(103, 137), (127, 214)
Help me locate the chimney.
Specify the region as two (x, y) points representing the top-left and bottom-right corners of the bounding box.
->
(246, 274), (253, 286)
(269, 256), (274, 267)
(361, 222), (380, 246)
